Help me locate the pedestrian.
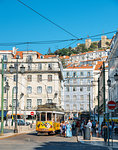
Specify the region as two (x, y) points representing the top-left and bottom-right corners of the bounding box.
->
(62, 121), (66, 137)
(96, 121), (100, 137)
(109, 121), (112, 139)
(92, 120), (96, 135)
(101, 122), (104, 137)
(60, 122), (63, 136)
(87, 120), (92, 138)
(66, 121), (72, 137)
(76, 119), (80, 136)
(103, 122), (108, 144)
(80, 121), (84, 136)
(72, 120), (76, 136)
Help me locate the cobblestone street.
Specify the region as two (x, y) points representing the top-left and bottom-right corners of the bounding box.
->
(0, 132), (115, 150)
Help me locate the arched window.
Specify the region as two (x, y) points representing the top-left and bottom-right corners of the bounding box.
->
(27, 86), (32, 94)
(37, 86), (42, 94)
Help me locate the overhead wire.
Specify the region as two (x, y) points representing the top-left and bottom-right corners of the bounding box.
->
(17, 0), (79, 39)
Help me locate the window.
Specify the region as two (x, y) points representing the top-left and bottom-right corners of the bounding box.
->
(47, 86), (52, 93)
(28, 64), (32, 71)
(65, 86), (69, 92)
(47, 99), (52, 103)
(73, 104), (77, 110)
(48, 75), (52, 82)
(27, 99), (32, 109)
(40, 55), (43, 59)
(73, 79), (77, 84)
(73, 72), (76, 77)
(38, 63), (42, 70)
(37, 75), (42, 82)
(66, 72), (69, 77)
(80, 104), (84, 110)
(37, 86), (42, 94)
(87, 79), (90, 84)
(73, 95), (77, 101)
(27, 75), (32, 82)
(47, 113), (51, 121)
(80, 95), (84, 100)
(73, 86), (76, 91)
(4, 99), (6, 110)
(66, 104), (70, 110)
(3, 63), (7, 70)
(87, 72), (90, 76)
(27, 55), (32, 61)
(27, 86), (32, 94)
(13, 87), (16, 94)
(80, 72), (84, 76)
(13, 75), (16, 82)
(87, 86), (90, 91)
(80, 79), (83, 84)
(37, 99), (42, 106)
(41, 112), (45, 121)
(48, 64), (52, 70)
(80, 87), (83, 92)
(66, 95), (70, 101)
(3, 55), (7, 61)
(87, 95), (89, 100)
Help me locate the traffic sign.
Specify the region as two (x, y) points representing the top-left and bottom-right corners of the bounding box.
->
(31, 112), (34, 116)
(108, 101), (116, 110)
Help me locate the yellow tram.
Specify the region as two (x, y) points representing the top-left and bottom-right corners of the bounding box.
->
(36, 103), (64, 135)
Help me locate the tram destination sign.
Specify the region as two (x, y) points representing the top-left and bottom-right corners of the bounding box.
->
(108, 101), (116, 110)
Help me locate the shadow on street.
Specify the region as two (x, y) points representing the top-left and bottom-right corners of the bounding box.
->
(33, 141), (109, 150)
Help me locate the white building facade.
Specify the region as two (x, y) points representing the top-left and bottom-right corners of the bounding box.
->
(0, 49), (63, 119)
(63, 66), (93, 119)
(108, 32), (118, 117)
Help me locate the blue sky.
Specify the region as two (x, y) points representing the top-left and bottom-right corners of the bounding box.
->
(0, 0), (118, 54)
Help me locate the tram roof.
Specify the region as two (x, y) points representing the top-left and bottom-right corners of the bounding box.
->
(36, 103), (64, 112)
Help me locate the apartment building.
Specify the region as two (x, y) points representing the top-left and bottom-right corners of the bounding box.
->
(0, 49), (63, 119)
(108, 32), (118, 117)
(63, 65), (93, 119)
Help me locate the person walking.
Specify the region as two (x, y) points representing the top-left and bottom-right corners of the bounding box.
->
(103, 123), (108, 144)
(76, 120), (80, 136)
(62, 121), (66, 137)
(72, 120), (76, 136)
(96, 121), (100, 137)
(66, 121), (72, 137)
(92, 120), (96, 135)
(87, 120), (92, 139)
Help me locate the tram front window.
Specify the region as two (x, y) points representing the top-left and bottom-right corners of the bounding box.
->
(41, 113), (46, 121)
(47, 113), (51, 121)
(37, 113), (40, 121)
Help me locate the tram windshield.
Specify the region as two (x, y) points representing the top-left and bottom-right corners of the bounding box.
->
(41, 112), (45, 121)
(36, 112), (64, 122)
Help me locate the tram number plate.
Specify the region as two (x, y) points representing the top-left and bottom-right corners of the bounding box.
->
(40, 129), (47, 131)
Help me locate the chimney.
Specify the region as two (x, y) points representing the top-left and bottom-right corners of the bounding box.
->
(12, 47), (17, 55)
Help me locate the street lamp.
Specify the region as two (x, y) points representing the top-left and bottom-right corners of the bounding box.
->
(5, 80), (10, 126)
(9, 55), (25, 133)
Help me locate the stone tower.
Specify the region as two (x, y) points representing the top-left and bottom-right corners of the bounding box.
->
(101, 36), (107, 48)
(85, 39), (91, 49)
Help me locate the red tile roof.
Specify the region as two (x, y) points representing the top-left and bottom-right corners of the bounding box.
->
(59, 56), (70, 59)
(13, 51), (23, 59)
(94, 61), (103, 70)
(43, 55), (57, 59)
